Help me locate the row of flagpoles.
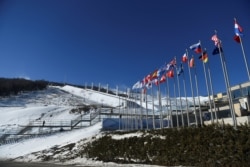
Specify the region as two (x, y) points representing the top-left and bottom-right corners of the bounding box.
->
(132, 18), (248, 128)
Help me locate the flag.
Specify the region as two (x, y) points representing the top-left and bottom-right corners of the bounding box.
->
(182, 53), (188, 63)
(160, 75), (166, 83)
(212, 46), (223, 55)
(166, 58), (176, 71)
(234, 20), (243, 36)
(150, 69), (158, 81)
(157, 64), (167, 77)
(132, 81), (142, 89)
(153, 78), (159, 86)
(167, 69), (174, 78)
(145, 81), (152, 89)
(199, 51), (208, 63)
(190, 42), (202, 54)
(189, 57), (195, 67)
(169, 58), (176, 67)
(234, 20), (243, 43)
(177, 63), (184, 76)
(211, 35), (221, 47)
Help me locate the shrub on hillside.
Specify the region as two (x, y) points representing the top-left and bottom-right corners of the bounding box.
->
(80, 124), (250, 166)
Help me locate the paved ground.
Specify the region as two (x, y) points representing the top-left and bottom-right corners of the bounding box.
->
(0, 161), (92, 167)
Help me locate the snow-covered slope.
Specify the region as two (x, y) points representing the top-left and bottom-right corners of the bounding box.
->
(0, 84), (208, 166)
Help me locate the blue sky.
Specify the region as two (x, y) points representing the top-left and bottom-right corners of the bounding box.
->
(0, 0), (249, 96)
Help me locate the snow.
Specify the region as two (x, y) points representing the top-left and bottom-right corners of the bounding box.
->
(0, 85), (207, 166)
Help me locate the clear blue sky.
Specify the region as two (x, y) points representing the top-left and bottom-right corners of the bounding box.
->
(0, 0), (249, 96)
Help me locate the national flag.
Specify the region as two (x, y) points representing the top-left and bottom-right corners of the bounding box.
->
(142, 74), (151, 85)
(166, 58), (176, 71)
(177, 63), (184, 76)
(211, 35), (221, 47)
(234, 20), (243, 36)
(169, 58), (176, 67)
(150, 69), (158, 80)
(199, 51), (208, 63)
(189, 57), (195, 68)
(212, 46), (223, 55)
(145, 81), (152, 89)
(160, 75), (166, 83)
(182, 53), (188, 63)
(153, 78), (159, 86)
(132, 81), (142, 89)
(190, 42), (202, 54)
(233, 20), (243, 43)
(167, 69), (174, 78)
(157, 64), (167, 77)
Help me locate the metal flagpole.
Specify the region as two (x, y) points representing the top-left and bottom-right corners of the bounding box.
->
(157, 83), (163, 128)
(151, 86), (156, 129)
(221, 50), (237, 127)
(166, 76), (173, 128)
(140, 89), (143, 129)
(199, 42), (214, 124)
(204, 49), (218, 123)
(173, 76), (179, 128)
(187, 52), (198, 126)
(164, 77), (170, 128)
(193, 61), (203, 126)
(176, 63), (185, 127)
(214, 31), (237, 127)
(145, 88), (149, 130)
(133, 89), (138, 130)
(234, 18), (250, 81)
(181, 63), (190, 127)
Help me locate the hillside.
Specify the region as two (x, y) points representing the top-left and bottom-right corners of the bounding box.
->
(0, 82), (232, 166)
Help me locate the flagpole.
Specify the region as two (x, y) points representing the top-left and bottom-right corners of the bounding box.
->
(215, 30), (237, 127)
(187, 52), (198, 126)
(205, 49), (218, 123)
(235, 18), (250, 81)
(145, 89), (149, 130)
(166, 76), (173, 128)
(199, 41), (214, 124)
(176, 62), (185, 127)
(140, 89), (143, 130)
(164, 80), (169, 128)
(173, 76), (179, 128)
(157, 83), (163, 129)
(133, 91), (137, 130)
(181, 63), (190, 126)
(192, 56), (203, 126)
(151, 86), (156, 129)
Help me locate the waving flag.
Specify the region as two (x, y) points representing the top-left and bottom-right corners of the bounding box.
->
(211, 34), (223, 55)
(190, 42), (202, 54)
(150, 69), (158, 80)
(160, 75), (166, 83)
(177, 63), (184, 76)
(189, 57), (195, 68)
(182, 53), (188, 63)
(167, 69), (174, 78)
(234, 19), (243, 43)
(212, 46), (223, 55)
(211, 35), (221, 47)
(157, 64), (167, 77)
(166, 58), (176, 71)
(132, 81), (142, 89)
(199, 51), (208, 63)
(234, 20), (243, 36)
(154, 79), (159, 86)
